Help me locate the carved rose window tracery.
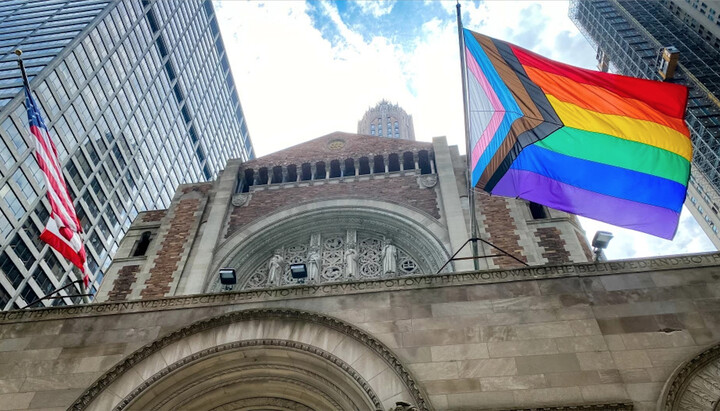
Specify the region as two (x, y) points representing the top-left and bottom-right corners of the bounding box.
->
(234, 230), (422, 290)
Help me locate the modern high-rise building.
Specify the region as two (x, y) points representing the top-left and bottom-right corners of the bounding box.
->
(358, 100), (416, 140)
(0, 0), (254, 310)
(570, 0), (720, 249)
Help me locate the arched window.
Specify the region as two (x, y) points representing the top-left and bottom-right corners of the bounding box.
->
(344, 158), (355, 176)
(300, 163), (312, 181)
(329, 160), (341, 178)
(241, 169), (254, 193)
(418, 150), (431, 174)
(132, 231), (152, 257)
(315, 161), (326, 179)
(358, 157), (370, 175)
(402, 152), (415, 170)
(258, 167), (269, 185)
(373, 155), (385, 173)
(529, 202), (548, 219)
(388, 153), (400, 172)
(271, 166), (283, 184)
(286, 164), (297, 182)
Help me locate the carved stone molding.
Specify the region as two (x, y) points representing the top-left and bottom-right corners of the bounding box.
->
(498, 403), (633, 411)
(231, 193), (251, 207)
(659, 341), (720, 410)
(69, 308), (430, 411)
(416, 174), (437, 189)
(212, 397), (312, 411)
(135, 342), (370, 411)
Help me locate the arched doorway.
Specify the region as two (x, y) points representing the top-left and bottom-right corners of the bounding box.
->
(71, 309), (430, 410)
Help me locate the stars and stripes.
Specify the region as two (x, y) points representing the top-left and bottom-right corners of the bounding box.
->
(24, 85), (90, 288)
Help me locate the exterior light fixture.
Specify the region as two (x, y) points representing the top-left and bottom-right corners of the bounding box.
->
(290, 264), (307, 279)
(219, 268), (236, 289)
(591, 231), (613, 262)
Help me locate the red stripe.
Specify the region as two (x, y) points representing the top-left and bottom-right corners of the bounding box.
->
(510, 45), (688, 119)
(40, 229), (85, 270)
(30, 125), (81, 231)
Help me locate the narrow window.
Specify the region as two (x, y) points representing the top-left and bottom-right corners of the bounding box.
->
(388, 153), (400, 172)
(373, 155), (385, 173)
(529, 202), (548, 219)
(358, 157), (370, 175)
(403, 151), (415, 170)
(418, 150), (431, 174)
(132, 231), (152, 256)
(344, 158), (355, 176)
(301, 163), (312, 181)
(329, 160), (341, 178)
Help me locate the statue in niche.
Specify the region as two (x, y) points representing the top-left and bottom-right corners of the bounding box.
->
(344, 245), (358, 279)
(267, 250), (284, 287)
(307, 248), (321, 283)
(382, 240), (397, 275)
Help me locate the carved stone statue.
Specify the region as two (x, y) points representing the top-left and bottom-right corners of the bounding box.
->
(382, 241), (397, 275)
(388, 401), (417, 411)
(267, 251), (284, 287)
(307, 249), (321, 283)
(344, 246), (358, 278)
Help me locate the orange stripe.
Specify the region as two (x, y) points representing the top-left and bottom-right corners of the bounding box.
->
(524, 66), (689, 136)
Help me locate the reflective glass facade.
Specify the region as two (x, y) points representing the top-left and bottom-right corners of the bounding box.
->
(570, 0), (720, 248)
(0, 0), (254, 310)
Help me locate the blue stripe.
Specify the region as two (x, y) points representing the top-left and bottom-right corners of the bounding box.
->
(510, 144), (686, 212)
(464, 30), (523, 187)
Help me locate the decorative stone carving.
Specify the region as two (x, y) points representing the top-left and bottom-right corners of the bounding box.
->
(416, 174), (437, 189)
(231, 193), (251, 207)
(659, 342), (720, 410)
(235, 230), (421, 290)
(69, 308), (430, 410)
(382, 241), (397, 275)
(267, 250), (284, 287)
(389, 401), (418, 411)
(307, 248), (321, 284)
(344, 246), (358, 279)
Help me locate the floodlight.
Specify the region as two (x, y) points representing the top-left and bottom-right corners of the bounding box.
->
(592, 231), (614, 249)
(290, 264), (307, 279)
(591, 231), (613, 262)
(219, 268), (236, 285)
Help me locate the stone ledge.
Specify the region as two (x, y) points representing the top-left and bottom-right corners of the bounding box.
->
(2, 252), (719, 324)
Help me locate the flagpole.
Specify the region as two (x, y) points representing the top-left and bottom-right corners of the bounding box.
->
(456, 3), (480, 270)
(16, 49), (91, 305)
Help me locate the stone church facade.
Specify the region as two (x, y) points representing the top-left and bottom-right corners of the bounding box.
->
(0, 132), (719, 410)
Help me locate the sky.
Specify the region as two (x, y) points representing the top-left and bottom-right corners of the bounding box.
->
(214, 0), (717, 260)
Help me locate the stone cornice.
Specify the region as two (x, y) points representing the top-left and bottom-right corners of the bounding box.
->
(2, 252), (719, 324)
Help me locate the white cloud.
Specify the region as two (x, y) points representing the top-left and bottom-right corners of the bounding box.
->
(356, 0), (396, 17)
(214, 0), (717, 258)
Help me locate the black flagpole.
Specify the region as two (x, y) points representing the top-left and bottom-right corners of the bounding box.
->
(456, 3), (480, 270)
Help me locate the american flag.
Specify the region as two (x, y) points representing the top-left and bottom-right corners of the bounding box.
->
(24, 85), (90, 288)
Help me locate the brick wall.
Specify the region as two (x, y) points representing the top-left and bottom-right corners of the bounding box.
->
(535, 227), (573, 264)
(241, 132), (432, 169)
(140, 195), (204, 299)
(226, 176), (440, 238)
(475, 192), (527, 268)
(141, 210), (167, 223)
(106, 265), (140, 302)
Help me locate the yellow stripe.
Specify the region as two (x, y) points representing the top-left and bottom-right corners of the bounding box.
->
(548, 95), (692, 161)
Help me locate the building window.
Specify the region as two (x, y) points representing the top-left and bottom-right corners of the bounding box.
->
(529, 202), (548, 219)
(132, 231), (152, 256)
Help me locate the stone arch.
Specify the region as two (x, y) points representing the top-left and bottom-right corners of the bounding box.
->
(212, 199), (451, 290)
(658, 341), (720, 410)
(70, 309), (430, 410)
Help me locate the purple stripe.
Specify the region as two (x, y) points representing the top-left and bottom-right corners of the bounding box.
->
(492, 169), (680, 239)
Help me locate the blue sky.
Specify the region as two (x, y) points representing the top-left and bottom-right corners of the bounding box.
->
(215, 0), (716, 260)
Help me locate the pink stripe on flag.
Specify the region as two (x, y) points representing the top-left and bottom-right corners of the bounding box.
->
(465, 47), (505, 167)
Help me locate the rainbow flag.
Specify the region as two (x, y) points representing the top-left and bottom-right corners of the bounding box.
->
(464, 29), (691, 239)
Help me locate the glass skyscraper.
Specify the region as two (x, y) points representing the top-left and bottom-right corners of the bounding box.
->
(0, 0), (254, 310)
(570, 0), (720, 248)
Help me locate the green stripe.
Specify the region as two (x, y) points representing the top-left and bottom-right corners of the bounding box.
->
(536, 127), (690, 185)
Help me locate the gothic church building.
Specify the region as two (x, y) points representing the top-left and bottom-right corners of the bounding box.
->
(0, 132), (719, 410)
